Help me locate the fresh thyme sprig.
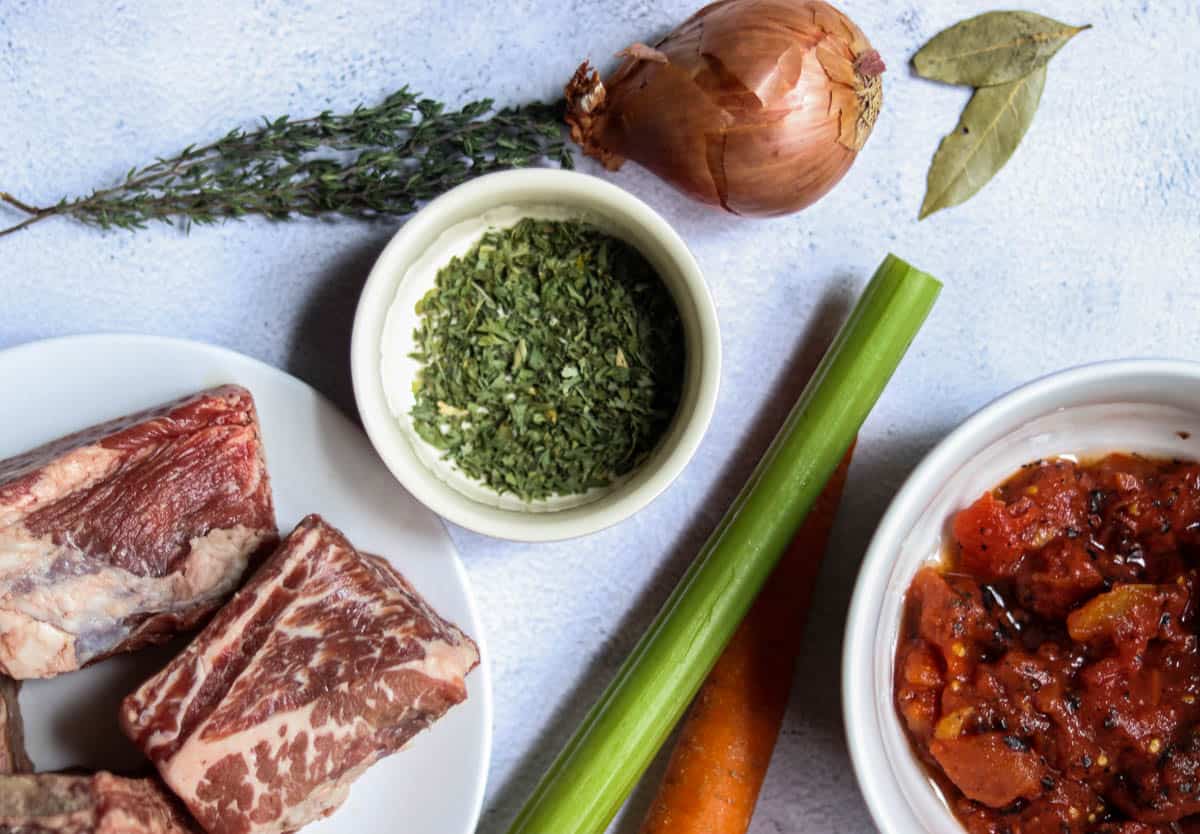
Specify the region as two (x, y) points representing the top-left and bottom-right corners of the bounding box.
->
(0, 88), (572, 238)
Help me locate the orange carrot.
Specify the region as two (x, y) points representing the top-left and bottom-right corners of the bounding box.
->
(637, 444), (855, 834)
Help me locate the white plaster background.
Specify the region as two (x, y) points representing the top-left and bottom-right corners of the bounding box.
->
(1, 1), (1197, 831)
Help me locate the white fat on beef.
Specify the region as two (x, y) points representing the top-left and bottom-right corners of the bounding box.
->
(121, 515), (480, 834)
(0, 525), (267, 679)
(0, 445), (125, 528)
(0, 386), (278, 679)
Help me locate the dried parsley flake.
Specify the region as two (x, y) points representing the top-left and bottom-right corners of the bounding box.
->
(410, 217), (684, 501)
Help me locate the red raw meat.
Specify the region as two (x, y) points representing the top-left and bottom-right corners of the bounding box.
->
(0, 772), (198, 833)
(0, 386), (277, 679)
(120, 515), (479, 834)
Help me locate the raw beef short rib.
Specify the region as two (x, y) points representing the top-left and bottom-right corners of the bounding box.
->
(0, 772), (198, 834)
(0, 386), (278, 679)
(121, 515), (480, 834)
(0, 675), (31, 774)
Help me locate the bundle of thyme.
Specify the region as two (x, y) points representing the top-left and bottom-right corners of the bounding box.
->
(0, 89), (571, 238)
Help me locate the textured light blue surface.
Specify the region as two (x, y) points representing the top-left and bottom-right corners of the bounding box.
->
(1, 1), (1198, 832)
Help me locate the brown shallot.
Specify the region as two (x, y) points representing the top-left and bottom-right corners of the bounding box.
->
(565, 0), (885, 217)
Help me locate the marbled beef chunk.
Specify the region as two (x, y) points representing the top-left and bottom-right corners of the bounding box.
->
(120, 515), (480, 834)
(0, 386), (277, 680)
(0, 772), (198, 834)
(0, 675), (31, 774)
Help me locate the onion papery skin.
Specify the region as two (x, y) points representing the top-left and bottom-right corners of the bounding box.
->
(566, 0), (884, 217)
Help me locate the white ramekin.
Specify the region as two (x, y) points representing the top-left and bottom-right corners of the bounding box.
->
(351, 169), (720, 542)
(844, 359), (1200, 833)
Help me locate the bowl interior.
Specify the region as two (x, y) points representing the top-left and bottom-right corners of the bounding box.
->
(846, 362), (1200, 833)
(352, 170), (719, 541)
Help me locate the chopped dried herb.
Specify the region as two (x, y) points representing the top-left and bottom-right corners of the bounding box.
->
(410, 217), (684, 501)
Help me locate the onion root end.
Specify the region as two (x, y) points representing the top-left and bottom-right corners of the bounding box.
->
(564, 63), (626, 171)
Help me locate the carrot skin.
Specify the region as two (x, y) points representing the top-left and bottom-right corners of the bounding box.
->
(637, 445), (855, 834)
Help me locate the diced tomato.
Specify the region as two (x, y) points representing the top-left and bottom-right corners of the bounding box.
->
(1067, 584), (1162, 664)
(896, 638), (944, 740)
(898, 456), (1200, 833)
(930, 732), (1046, 808)
(1163, 465), (1200, 547)
(1016, 538), (1105, 619)
(1021, 459), (1088, 532)
(910, 568), (992, 678)
(954, 492), (1033, 578)
(898, 685), (938, 740)
(901, 639), (943, 688)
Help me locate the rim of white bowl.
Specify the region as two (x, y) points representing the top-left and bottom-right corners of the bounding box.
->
(843, 357), (1200, 834)
(350, 169), (721, 542)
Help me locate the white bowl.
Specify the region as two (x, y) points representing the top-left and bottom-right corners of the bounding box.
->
(351, 170), (720, 542)
(843, 359), (1200, 833)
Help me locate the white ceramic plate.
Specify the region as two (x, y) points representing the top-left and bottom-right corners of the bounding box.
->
(0, 334), (491, 834)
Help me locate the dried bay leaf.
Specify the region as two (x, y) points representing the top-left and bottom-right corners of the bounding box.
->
(919, 65), (1046, 219)
(914, 11), (1089, 87)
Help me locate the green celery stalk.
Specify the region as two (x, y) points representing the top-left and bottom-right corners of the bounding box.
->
(506, 253), (941, 834)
